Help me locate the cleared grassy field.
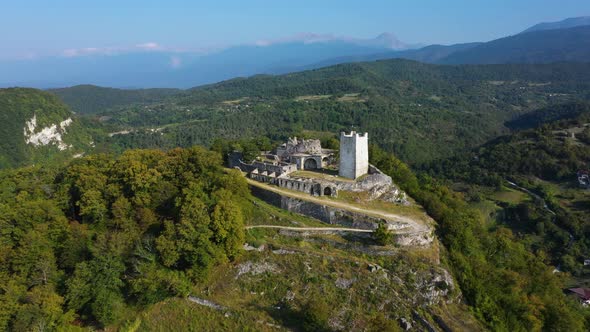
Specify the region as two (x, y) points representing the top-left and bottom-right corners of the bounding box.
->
(489, 188), (528, 204)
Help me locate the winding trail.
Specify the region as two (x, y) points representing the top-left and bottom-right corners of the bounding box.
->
(506, 179), (575, 247)
(246, 178), (431, 235)
(506, 180), (556, 215)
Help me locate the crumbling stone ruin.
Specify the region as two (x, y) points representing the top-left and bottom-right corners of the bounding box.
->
(230, 132), (407, 203)
(228, 136), (333, 174)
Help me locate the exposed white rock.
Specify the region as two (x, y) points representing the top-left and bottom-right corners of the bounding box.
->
(413, 268), (455, 305)
(23, 114), (73, 151)
(235, 261), (279, 279)
(59, 118), (73, 132)
(108, 130), (132, 137)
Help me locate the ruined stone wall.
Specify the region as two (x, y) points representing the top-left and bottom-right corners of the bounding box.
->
(248, 161), (296, 176)
(249, 184), (431, 245)
(285, 137), (323, 155)
(276, 178), (337, 197)
(249, 184), (377, 229)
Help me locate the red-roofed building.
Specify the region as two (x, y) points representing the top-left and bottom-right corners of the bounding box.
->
(567, 288), (590, 305)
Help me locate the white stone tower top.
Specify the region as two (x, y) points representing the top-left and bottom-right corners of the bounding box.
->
(339, 131), (369, 179)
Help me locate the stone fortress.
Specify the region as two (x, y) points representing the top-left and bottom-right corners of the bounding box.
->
(230, 131), (407, 204)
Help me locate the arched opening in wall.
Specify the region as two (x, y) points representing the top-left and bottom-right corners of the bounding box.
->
(323, 187), (332, 196)
(304, 158), (318, 170)
(322, 157), (329, 167)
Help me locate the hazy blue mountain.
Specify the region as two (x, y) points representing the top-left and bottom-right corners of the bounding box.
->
(439, 25), (590, 64)
(299, 42), (482, 69)
(299, 17), (590, 68)
(0, 34), (410, 89)
(522, 16), (590, 33)
(4, 17), (590, 90)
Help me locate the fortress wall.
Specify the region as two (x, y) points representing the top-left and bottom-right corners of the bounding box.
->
(249, 184), (432, 246)
(249, 184), (378, 229)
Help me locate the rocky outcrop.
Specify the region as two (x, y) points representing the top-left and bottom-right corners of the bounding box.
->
(414, 268), (456, 305)
(23, 114), (73, 151)
(335, 166), (409, 204)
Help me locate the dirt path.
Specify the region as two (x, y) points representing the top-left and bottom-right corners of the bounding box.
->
(247, 178), (431, 234)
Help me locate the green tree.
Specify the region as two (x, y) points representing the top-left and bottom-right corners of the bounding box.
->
(374, 222), (393, 246)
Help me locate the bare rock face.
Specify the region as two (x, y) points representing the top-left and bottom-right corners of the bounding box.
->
(413, 268), (456, 305)
(336, 172), (409, 205)
(394, 230), (434, 247)
(23, 114), (73, 151)
(335, 277), (355, 289)
(235, 261), (279, 279)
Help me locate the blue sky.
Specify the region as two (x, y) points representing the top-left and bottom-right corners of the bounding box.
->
(2, 0), (589, 59)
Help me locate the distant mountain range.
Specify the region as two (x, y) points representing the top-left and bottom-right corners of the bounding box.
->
(0, 34), (411, 89)
(439, 25), (590, 64)
(1, 17), (589, 89)
(521, 16), (590, 33)
(305, 18), (590, 69)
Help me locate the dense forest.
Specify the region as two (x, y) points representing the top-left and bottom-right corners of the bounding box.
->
(61, 60), (590, 165)
(50, 85), (181, 115)
(0, 147), (249, 330)
(425, 103), (590, 279)
(370, 145), (589, 331)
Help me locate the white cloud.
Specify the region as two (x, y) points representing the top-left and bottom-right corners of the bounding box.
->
(62, 46), (117, 57)
(136, 42), (161, 50)
(253, 33), (339, 47)
(61, 42), (164, 58)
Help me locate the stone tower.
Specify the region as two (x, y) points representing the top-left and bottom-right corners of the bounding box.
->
(339, 131), (369, 179)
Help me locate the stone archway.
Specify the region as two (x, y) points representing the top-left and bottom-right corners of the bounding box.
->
(304, 158), (318, 170)
(323, 187), (332, 196)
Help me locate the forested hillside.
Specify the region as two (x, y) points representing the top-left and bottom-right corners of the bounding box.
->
(0, 88), (91, 168)
(370, 145), (589, 331)
(426, 104), (590, 281)
(50, 85), (181, 114)
(88, 60), (590, 164)
(0, 147), (249, 330)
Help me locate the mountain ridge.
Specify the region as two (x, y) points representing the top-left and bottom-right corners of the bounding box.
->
(521, 16), (590, 33)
